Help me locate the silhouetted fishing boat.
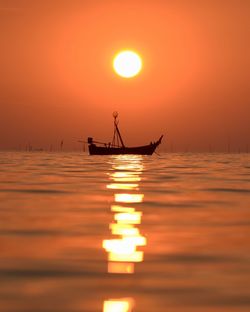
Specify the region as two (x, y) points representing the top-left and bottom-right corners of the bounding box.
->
(88, 112), (163, 155)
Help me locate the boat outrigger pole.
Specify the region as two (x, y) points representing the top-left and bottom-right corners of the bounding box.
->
(112, 111), (125, 148)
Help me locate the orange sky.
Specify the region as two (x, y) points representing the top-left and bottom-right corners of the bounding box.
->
(0, 0), (249, 151)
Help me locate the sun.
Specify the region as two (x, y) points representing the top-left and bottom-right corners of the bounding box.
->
(113, 50), (142, 78)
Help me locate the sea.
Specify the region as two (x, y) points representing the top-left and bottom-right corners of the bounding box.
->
(0, 152), (250, 312)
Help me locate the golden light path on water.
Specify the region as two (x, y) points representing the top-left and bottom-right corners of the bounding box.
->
(103, 155), (146, 312)
(103, 298), (135, 312)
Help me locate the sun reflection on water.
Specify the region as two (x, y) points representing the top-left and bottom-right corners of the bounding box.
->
(107, 183), (139, 190)
(109, 172), (142, 182)
(103, 155), (146, 311)
(103, 298), (135, 312)
(114, 193), (144, 203)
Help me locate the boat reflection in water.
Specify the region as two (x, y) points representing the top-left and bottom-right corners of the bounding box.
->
(103, 155), (146, 312)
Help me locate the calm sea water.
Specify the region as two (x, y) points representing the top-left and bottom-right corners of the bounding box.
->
(0, 152), (250, 312)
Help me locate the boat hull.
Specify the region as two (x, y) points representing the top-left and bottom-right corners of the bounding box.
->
(88, 136), (163, 155)
(89, 144), (157, 155)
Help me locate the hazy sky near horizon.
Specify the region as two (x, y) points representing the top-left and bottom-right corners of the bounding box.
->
(0, 0), (249, 151)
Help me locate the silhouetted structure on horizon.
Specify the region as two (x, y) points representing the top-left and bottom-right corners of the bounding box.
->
(87, 112), (163, 155)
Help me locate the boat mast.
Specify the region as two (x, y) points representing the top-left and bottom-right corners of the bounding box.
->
(112, 111), (125, 148)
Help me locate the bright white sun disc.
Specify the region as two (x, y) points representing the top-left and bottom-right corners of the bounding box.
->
(113, 51), (142, 78)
